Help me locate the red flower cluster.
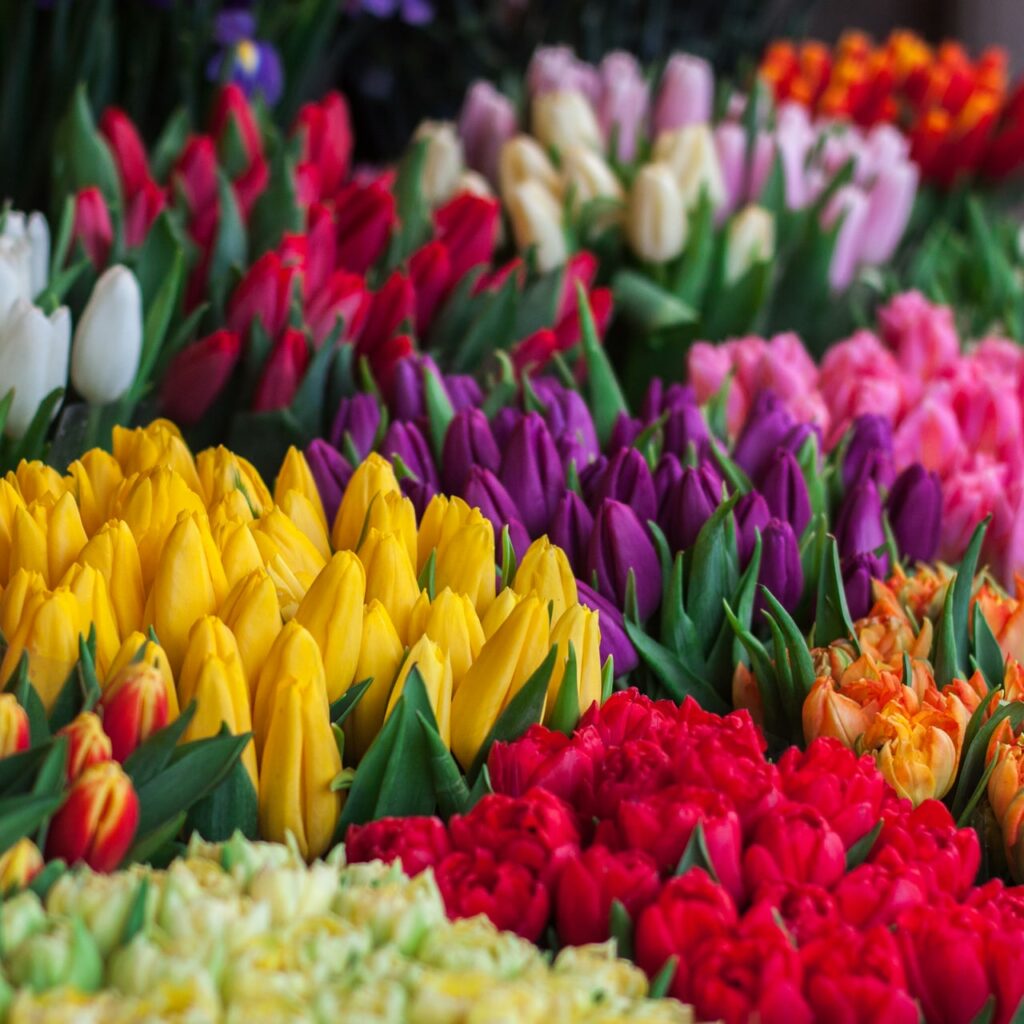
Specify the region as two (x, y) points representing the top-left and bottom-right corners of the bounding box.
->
(346, 690), (1024, 1024)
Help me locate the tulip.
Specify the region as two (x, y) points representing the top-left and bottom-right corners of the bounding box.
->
(458, 81), (517, 186)
(0, 299), (70, 438)
(178, 615), (257, 788)
(160, 330), (242, 426)
(596, 51), (649, 163)
(463, 467), (530, 559)
(842, 551), (887, 621)
(218, 568), (282, 698)
(334, 178), (397, 275)
(255, 653), (340, 859)
(887, 464), (942, 565)
(347, 600), (405, 761)
(434, 192), (502, 283)
(100, 107), (152, 199)
(734, 491), (771, 566)
(0, 838), (42, 894)
(532, 90), (603, 154)
(733, 391), (808, 483)
(498, 135), (562, 202)
(75, 525), (142, 640)
(252, 327), (310, 412)
(757, 518), (804, 613)
(408, 588), (485, 688)
(513, 536), (578, 623)
(45, 761), (139, 871)
(842, 414), (895, 490)
(358, 528), (420, 643)
(451, 594), (551, 768)
(653, 54), (714, 135)
(2, 209), (49, 298)
(724, 205), (775, 284)
(442, 408), (501, 494)
(98, 663), (169, 762)
(0, 236), (32, 326)
(106, 631), (178, 718)
(112, 419), (201, 487)
(860, 162), (919, 265)
(251, 505), (326, 585)
(626, 163), (686, 264)
(71, 266), (143, 406)
(306, 267), (369, 346)
(409, 240), (451, 338)
(481, 587), (522, 640)
(57, 712), (112, 781)
(835, 479), (886, 560)
(662, 464), (722, 554)
(506, 180), (567, 274)
(413, 120), (465, 208)
(417, 493), (486, 570)
(587, 499), (661, 619)
(823, 184), (869, 291)
(58, 562), (121, 677)
(331, 452), (401, 553)
(591, 448), (657, 526)
(0, 693), (29, 758)
(0, 569), (43, 642)
(73, 186), (114, 268)
(546, 605), (602, 720)
(381, 420), (439, 494)
(292, 91), (353, 202)
(500, 412), (566, 538)
(385, 636), (454, 745)
(305, 440), (353, 528)
(0, 589), (83, 709)
(760, 447), (812, 536)
(562, 145), (624, 218)
(434, 521), (497, 615)
(653, 124), (727, 213)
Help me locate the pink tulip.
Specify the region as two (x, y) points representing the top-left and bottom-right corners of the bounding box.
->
(527, 46), (600, 101)
(687, 341), (750, 435)
(714, 123), (746, 217)
(859, 162), (919, 265)
(878, 291), (959, 382)
(652, 54), (713, 135)
(775, 104), (815, 209)
(893, 392), (965, 479)
(458, 81), (518, 186)
(596, 51), (649, 163)
(822, 185), (869, 291)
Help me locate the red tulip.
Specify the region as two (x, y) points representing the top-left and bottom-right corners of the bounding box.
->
(345, 816), (450, 877)
(511, 327), (559, 375)
(211, 84), (268, 217)
(408, 240), (451, 338)
(173, 135), (220, 248)
(99, 664), (170, 763)
(0, 694), (29, 759)
(227, 252), (299, 341)
(335, 178), (396, 274)
(293, 91), (353, 203)
(553, 284), (614, 352)
(369, 332), (414, 397)
(357, 271), (414, 358)
(45, 761), (140, 872)
(99, 107), (152, 199)
(299, 203), (338, 302)
(123, 177), (166, 249)
(57, 711), (113, 782)
(160, 329), (242, 424)
(252, 327), (310, 411)
(743, 802), (847, 894)
(73, 186), (114, 268)
(306, 269), (369, 346)
(433, 192), (500, 282)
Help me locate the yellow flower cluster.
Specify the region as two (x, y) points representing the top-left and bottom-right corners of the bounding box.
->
(0, 421), (601, 859)
(0, 834), (700, 1024)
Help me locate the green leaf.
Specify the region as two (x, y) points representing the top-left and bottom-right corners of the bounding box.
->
(8, 388), (65, 467)
(686, 492), (740, 644)
(208, 170), (247, 314)
(548, 642), (580, 735)
(705, 533), (762, 688)
(601, 655), (615, 700)
(329, 678), (372, 727)
(674, 820), (720, 881)
(500, 525), (517, 589)
(972, 602), (1006, 692)
(123, 702), (197, 790)
(5, 653), (49, 746)
(970, 996), (997, 1024)
(724, 600), (785, 737)
(423, 364), (455, 464)
(130, 249), (184, 402)
(249, 147), (303, 255)
(0, 745), (57, 797)
(185, 750), (258, 842)
(417, 550), (437, 601)
(611, 269), (696, 333)
(149, 107), (191, 183)
(448, 274), (519, 373)
(844, 821), (882, 870)
(27, 860), (66, 901)
(649, 956), (678, 999)
(287, 326), (337, 440)
(120, 878), (150, 946)
(383, 139), (430, 270)
(933, 580), (960, 690)
(49, 195), (77, 281)
(578, 280), (628, 446)
(609, 899), (633, 960)
(951, 701), (1024, 820)
(467, 646), (559, 781)
(814, 536), (858, 650)
(125, 811), (187, 867)
(416, 710), (471, 819)
(53, 83), (119, 202)
(951, 518), (990, 678)
(0, 793), (65, 855)
(132, 212), (185, 316)
(758, 588), (816, 701)
(957, 753), (1000, 829)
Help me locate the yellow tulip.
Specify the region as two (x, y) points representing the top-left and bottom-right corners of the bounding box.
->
(212, 516), (264, 591)
(195, 446), (273, 516)
(178, 616), (257, 788)
(7, 459), (66, 505)
(358, 528), (420, 643)
(275, 447), (327, 532)
(331, 453), (400, 553)
(262, 553), (310, 622)
(435, 521), (496, 615)
(0, 589), (83, 709)
(111, 468), (206, 587)
(107, 631), (178, 718)
(0, 569), (46, 642)
(361, 491), (417, 570)
(65, 449), (124, 536)
(416, 494), (488, 572)
(545, 604), (602, 721)
(7, 504), (48, 583)
(450, 594), (551, 768)
(143, 513), (223, 674)
(218, 569), (282, 701)
(513, 536), (577, 623)
(277, 490), (331, 563)
(112, 420), (202, 494)
(252, 620), (328, 758)
(385, 636), (453, 747)
(76, 520), (145, 638)
(481, 588), (521, 639)
(0, 480), (26, 584)
(208, 489), (256, 526)
(250, 506), (327, 584)
(407, 587), (484, 690)
(257, 671), (341, 860)
(58, 564), (120, 679)
(294, 551), (365, 702)
(47, 493), (90, 586)
(346, 600), (404, 762)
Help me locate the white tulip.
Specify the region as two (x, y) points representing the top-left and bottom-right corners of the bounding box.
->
(725, 205), (775, 284)
(506, 180), (568, 273)
(498, 135), (562, 203)
(653, 124), (727, 212)
(532, 90), (603, 155)
(455, 170), (494, 198)
(626, 163), (687, 264)
(0, 300), (53, 437)
(0, 236), (32, 326)
(71, 265), (143, 406)
(413, 120), (465, 208)
(47, 306), (71, 401)
(562, 144), (624, 217)
(1, 210), (49, 298)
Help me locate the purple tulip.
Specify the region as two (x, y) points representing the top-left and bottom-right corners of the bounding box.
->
(380, 420), (439, 490)
(577, 579), (639, 675)
(756, 518), (804, 614)
(663, 400), (710, 461)
(823, 184), (869, 292)
(464, 466), (531, 558)
(400, 476), (438, 519)
(733, 391), (800, 483)
(390, 354), (443, 422)
(587, 499), (661, 619)
(842, 414), (895, 490)
(559, 434), (599, 475)
(458, 80), (517, 186)
(652, 53), (713, 135)
(548, 491), (595, 577)
(596, 51), (649, 162)
(527, 46), (600, 101)
(734, 491), (771, 566)
(760, 448), (812, 536)
(654, 453), (685, 511)
(842, 551), (887, 621)
(533, 378), (600, 464)
(329, 393), (381, 459)
(444, 374), (483, 412)
(887, 464), (942, 564)
(591, 448), (658, 525)
(775, 104), (816, 210)
(499, 412), (566, 537)
(714, 122), (746, 217)
(305, 440), (352, 527)
(663, 464), (722, 553)
(580, 455), (609, 505)
(608, 413), (643, 451)
(834, 479), (886, 560)
(491, 407), (524, 448)
(442, 408), (500, 493)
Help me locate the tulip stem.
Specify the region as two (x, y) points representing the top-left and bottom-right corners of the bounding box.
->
(84, 403), (105, 452)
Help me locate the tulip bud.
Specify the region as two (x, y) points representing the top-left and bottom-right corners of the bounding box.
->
(112, 419), (202, 491)
(513, 536), (578, 623)
(0, 838), (43, 894)
(99, 663), (170, 762)
(577, 579), (638, 675)
(417, 494), (485, 568)
(724, 205), (775, 284)
(275, 446), (328, 533)
(885, 463), (942, 566)
(842, 414), (895, 490)
(463, 467), (531, 559)
(386, 635), (454, 745)
(441, 408), (501, 494)
(434, 521), (497, 615)
(107, 631), (178, 718)
(251, 505), (327, 586)
(835, 479), (886, 560)
(507, 180), (568, 273)
(587, 499), (661, 619)
(331, 452), (401, 553)
(652, 124), (726, 211)
(626, 163), (686, 263)
(591, 447), (658, 526)
(71, 266), (143, 406)
(842, 551), (887, 621)
(196, 445), (274, 517)
(663, 464), (722, 553)
(414, 120), (465, 208)
(757, 518), (804, 613)
(481, 587), (522, 641)
(408, 588), (485, 690)
(160, 329), (242, 426)
(45, 761), (139, 871)
(218, 568), (283, 698)
(459, 80), (518, 186)
(381, 420), (440, 494)
(562, 145), (624, 218)
(58, 562), (121, 678)
(734, 491), (771, 567)
(498, 135), (562, 203)
(548, 491), (594, 577)
(305, 439), (353, 528)
(823, 184), (869, 291)
(451, 594), (551, 768)
(358, 528), (420, 644)
(532, 90), (603, 154)
(759, 447), (812, 536)
(0, 693), (30, 758)
(860, 162), (918, 266)
(863, 704), (958, 804)
(546, 604), (602, 719)
(73, 186), (114, 267)
(653, 54), (714, 135)
(76, 520), (145, 639)
(0, 299), (69, 438)
(500, 412), (567, 538)
(58, 711), (112, 781)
